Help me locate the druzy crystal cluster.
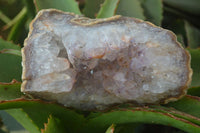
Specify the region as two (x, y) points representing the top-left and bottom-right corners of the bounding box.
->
(21, 9), (192, 110)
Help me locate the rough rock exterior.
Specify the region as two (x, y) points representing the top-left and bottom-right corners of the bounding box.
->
(21, 9), (192, 110)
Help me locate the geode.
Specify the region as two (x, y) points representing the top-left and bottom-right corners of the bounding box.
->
(21, 9), (192, 110)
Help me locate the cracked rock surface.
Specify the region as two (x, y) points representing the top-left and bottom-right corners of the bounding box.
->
(21, 9), (192, 110)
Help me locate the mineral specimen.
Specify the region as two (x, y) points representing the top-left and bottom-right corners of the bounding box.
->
(21, 9), (192, 110)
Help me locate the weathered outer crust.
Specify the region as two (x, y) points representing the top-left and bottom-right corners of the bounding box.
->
(21, 9), (193, 104)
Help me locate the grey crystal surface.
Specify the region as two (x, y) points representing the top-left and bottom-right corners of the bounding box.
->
(21, 9), (192, 110)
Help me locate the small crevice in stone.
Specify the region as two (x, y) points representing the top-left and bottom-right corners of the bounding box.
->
(54, 38), (68, 59)
(57, 48), (68, 58)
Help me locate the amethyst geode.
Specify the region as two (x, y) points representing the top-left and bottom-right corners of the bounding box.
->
(21, 9), (192, 110)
